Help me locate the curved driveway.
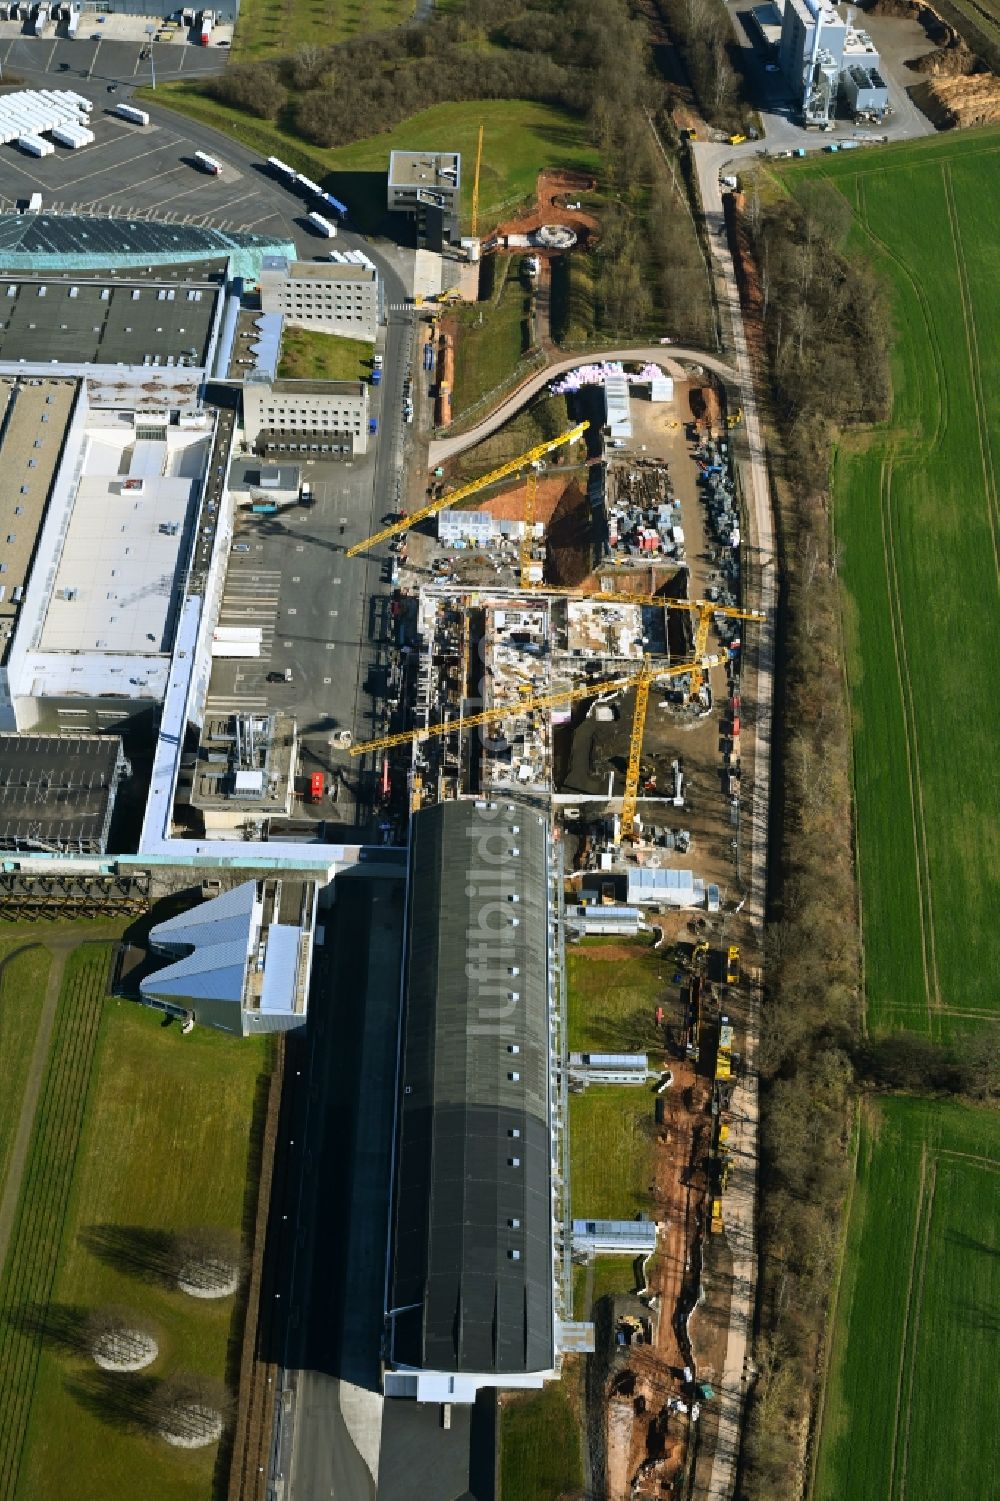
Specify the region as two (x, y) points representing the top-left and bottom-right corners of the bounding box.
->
(427, 344), (738, 465)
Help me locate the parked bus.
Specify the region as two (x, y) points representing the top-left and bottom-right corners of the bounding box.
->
(193, 150), (221, 174)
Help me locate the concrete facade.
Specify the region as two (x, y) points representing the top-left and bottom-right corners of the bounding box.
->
(258, 258), (380, 342)
(242, 378), (370, 456)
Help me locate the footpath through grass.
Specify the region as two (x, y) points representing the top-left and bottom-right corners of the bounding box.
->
(784, 127), (1000, 1034)
(499, 1380), (583, 1501)
(233, 0), (415, 60)
(0, 945), (110, 1499)
(814, 1095), (1000, 1501)
(0, 934), (271, 1501)
(0, 944), (50, 1194)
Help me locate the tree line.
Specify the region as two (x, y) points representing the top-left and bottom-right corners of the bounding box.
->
(734, 181), (997, 1498)
(651, 0), (748, 132)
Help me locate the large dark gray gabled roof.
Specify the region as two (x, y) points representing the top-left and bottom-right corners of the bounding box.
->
(391, 797), (553, 1378)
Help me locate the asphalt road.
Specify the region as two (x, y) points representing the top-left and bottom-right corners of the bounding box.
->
(687, 132), (773, 1501)
(427, 343), (739, 467)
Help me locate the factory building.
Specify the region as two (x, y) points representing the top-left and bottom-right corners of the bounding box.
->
(258, 257), (381, 342)
(0, 212), (292, 284)
(0, 381), (217, 734)
(385, 798), (562, 1403)
(778, 0), (889, 123)
(242, 377), (370, 458)
(0, 732), (128, 853)
(387, 150), (461, 251)
(140, 877), (316, 1036)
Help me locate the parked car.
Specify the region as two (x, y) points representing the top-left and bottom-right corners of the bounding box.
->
(232, 542), (250, 553)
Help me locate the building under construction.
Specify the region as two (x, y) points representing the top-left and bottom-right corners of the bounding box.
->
(397, 586), (672, 807)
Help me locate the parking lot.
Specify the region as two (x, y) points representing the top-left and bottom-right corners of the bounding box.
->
(0, 25), (227, 90)
(0, 101), (304, 235)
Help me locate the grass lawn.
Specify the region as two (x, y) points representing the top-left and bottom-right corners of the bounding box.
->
(814, 1095), (1000, 1501)
(277, 325), (373, 381)
(0, 944), (271, 1501)
(0, 944), (50, 1194)
(573, 1254), (640, 1319)
(145, 93), (599, 236)
(570, 1087), (656, 1221)
(566, 937), (667, 1055)
(233, 0), (416, 60)
(452, 257), (532, 419)
(782, 126), (1000, 1035)
(499, 1379), (583, 1501)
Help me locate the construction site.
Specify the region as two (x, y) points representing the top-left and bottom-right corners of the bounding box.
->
(339, 355), (763, 1495)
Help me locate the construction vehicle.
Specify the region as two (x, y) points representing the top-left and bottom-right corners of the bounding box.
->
(346, 422), (588, 556)
(726, 944), (740, 985)
(728, 133), (747, 145)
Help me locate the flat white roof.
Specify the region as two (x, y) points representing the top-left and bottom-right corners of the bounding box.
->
(39, 423), (208, 656)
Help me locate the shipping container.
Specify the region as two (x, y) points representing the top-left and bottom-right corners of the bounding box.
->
(115, 103), (150, 126)
(306, 210), (336, 238)
(51, 123), (93, 149)
(17, 135), (54, 157)
(210, 639), (260, 658)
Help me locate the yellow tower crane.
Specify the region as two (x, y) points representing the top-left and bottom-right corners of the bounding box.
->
(520, 467), (537, 590)
(345, 422), (588, 557)
(348, 655), (711, 758)
(471, 123), (484, 239)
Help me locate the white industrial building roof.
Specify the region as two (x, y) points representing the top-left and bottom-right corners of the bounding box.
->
(626, 867), (705, 906)
(604, 372), (631, 439)
(261, 925), (300, 1012)
(38, 422), (208, 656)
(142, 880), (259, 1007)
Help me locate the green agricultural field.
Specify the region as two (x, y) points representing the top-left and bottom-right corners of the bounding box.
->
(569, 1086), (656, 1221)
(499, 1379), (583, 1501)
(814, 1095), (1000, 1501)
(785, 127), (1000, 1036)
(277, 326), (373, 381)
(233, 0), (416, 61)
(0, 939), (271, 1501)
(566, 937), (668, 1054)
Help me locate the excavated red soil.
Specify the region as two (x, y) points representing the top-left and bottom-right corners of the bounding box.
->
(477, 474), (568, 524)
(545, 479), (591, 586)
(490, 169), (600, 250)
